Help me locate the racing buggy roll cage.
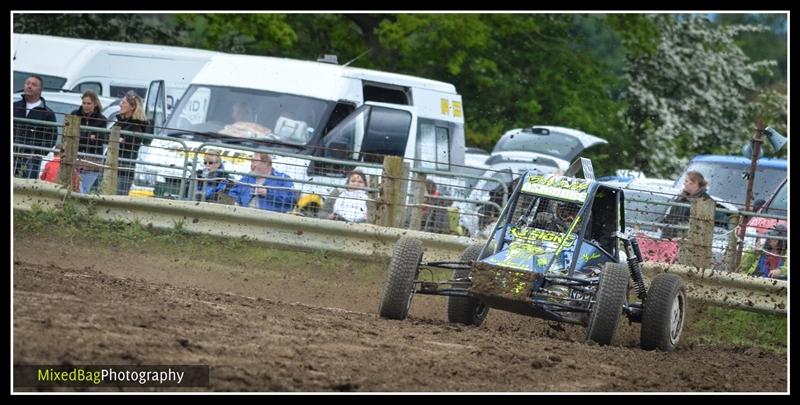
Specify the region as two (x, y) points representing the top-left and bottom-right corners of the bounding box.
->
(378, 159), (688, 352)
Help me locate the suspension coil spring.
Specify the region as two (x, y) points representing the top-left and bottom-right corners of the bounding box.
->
(625, 238), (647, 300)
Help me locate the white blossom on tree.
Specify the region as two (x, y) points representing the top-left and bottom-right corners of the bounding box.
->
(620, 15), (784, 177)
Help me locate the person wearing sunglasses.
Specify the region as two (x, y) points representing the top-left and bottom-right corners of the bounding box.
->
(195, 149), (231, 203)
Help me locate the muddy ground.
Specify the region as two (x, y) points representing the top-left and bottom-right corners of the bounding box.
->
(13, 235), (787, 392)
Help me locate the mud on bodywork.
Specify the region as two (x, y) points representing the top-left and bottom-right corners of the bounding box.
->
(469, 261), (548, 316)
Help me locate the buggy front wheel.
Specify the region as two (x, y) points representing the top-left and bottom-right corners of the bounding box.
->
(640, 274), (686, 352)
(447, 245), (489, 326)
(586, 262), (629, 346)
(379, 236), (423, 320)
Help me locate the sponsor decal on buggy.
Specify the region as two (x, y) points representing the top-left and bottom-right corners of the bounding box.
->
(582, 251), (601, 262)
(521, 175), (589, 201)
(510, 226), (577, 246)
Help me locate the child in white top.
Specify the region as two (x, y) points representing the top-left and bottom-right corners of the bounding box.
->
(329, 170), (369, 223)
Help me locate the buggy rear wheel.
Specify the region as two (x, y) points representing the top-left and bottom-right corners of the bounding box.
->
(378, 236), (423, 320)
(640, 273), (686, 352)
(586, 262), (629, 346)
(447, 245), (489, 326)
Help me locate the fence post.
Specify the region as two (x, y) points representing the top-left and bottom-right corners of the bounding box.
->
(408, 172), (427, 231)
(678, 198), (715, 268)
(376, 156), (408, 228)
(724, 214), (742, 273)
(58, 115), (80, 191)
(101, 126), (121, 195)
(366, 174), (380, 224)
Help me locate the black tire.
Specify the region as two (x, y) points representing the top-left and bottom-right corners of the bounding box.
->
(378, 236), (423, 320)
(447, 245), (489, 326)
(641, 274), (687, 352)
(586, 262), (629, 346)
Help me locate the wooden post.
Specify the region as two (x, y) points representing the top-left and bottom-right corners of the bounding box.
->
(725, 214), (742, 273)
(376, 156), (408, 228)
(366, 174), (380, 225)
(101, 126), (121, 195)
(678, 198), (715, 269)
(58, 115), (80, 191)
(408, 172), (427, 231)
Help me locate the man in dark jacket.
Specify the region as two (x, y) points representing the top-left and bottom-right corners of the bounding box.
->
(13, 75), (57, 179)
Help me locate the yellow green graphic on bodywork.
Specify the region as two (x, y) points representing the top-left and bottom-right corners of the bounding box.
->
(521, 175), (589, 202)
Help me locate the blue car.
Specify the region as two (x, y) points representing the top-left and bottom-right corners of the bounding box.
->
(378, 161), (689, 352)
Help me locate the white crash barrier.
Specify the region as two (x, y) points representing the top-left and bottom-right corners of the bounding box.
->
(14, 179), (786, 315)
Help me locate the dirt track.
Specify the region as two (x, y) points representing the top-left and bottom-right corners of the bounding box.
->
(13, 236), (787, 392)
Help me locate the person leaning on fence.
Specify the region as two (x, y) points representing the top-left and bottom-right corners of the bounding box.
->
(228, 152), (297, 213)
(195, 150), (232, 203)
(40, 144), (80, 190)
(740, 223), (787, 279)
(13, 74), (57, 179)
(112, 91), (151, 196)
(328, 170), (369, 223)
(70, 90), (108, 193)
(661, 170), (711, 240)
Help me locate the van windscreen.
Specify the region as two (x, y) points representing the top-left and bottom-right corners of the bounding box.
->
(166, 85), (333, 146)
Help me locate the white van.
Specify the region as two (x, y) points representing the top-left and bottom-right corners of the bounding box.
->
(132, 53), (466, 211)
(12, 33), (219, 111)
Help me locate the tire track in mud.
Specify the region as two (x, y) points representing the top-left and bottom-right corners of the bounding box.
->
(13, 238), (787, 392)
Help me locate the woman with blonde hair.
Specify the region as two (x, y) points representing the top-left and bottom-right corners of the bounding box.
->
(113, 91), (151, 195)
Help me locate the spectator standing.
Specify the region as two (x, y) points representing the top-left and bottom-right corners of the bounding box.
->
(70, 90), (108, 193)
(112, 91), (151, 195)
(13, 75), (57, 179)
(195, 150), (232, 203)
(662, 170), (711, 240)
(329, 170), (369, 223)
(40, 144), (80, 190)
(421, 179), (450, 233)
(228, 152), (296, 213)
(741, 223), (787, 279)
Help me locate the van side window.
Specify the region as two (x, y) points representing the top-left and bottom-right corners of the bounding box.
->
(363, 83), (411, 105)
(110, 85), (145, 98)
(72, 82), (102, 95)
(416, 120), (451, 171)
(322, 102), (356, 136)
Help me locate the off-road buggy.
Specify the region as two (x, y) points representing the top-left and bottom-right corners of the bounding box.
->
(378, 160), (688, 352)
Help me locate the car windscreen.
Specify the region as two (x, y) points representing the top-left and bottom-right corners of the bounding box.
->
(766, 180), (787, 215)
(493, 132), (582, 161)
(678, 162), (786, 206)
(166, 85), (333, 146)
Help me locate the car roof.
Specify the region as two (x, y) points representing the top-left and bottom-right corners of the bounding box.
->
(691, 154), (787, 169)
(465, 147), (490, 155)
